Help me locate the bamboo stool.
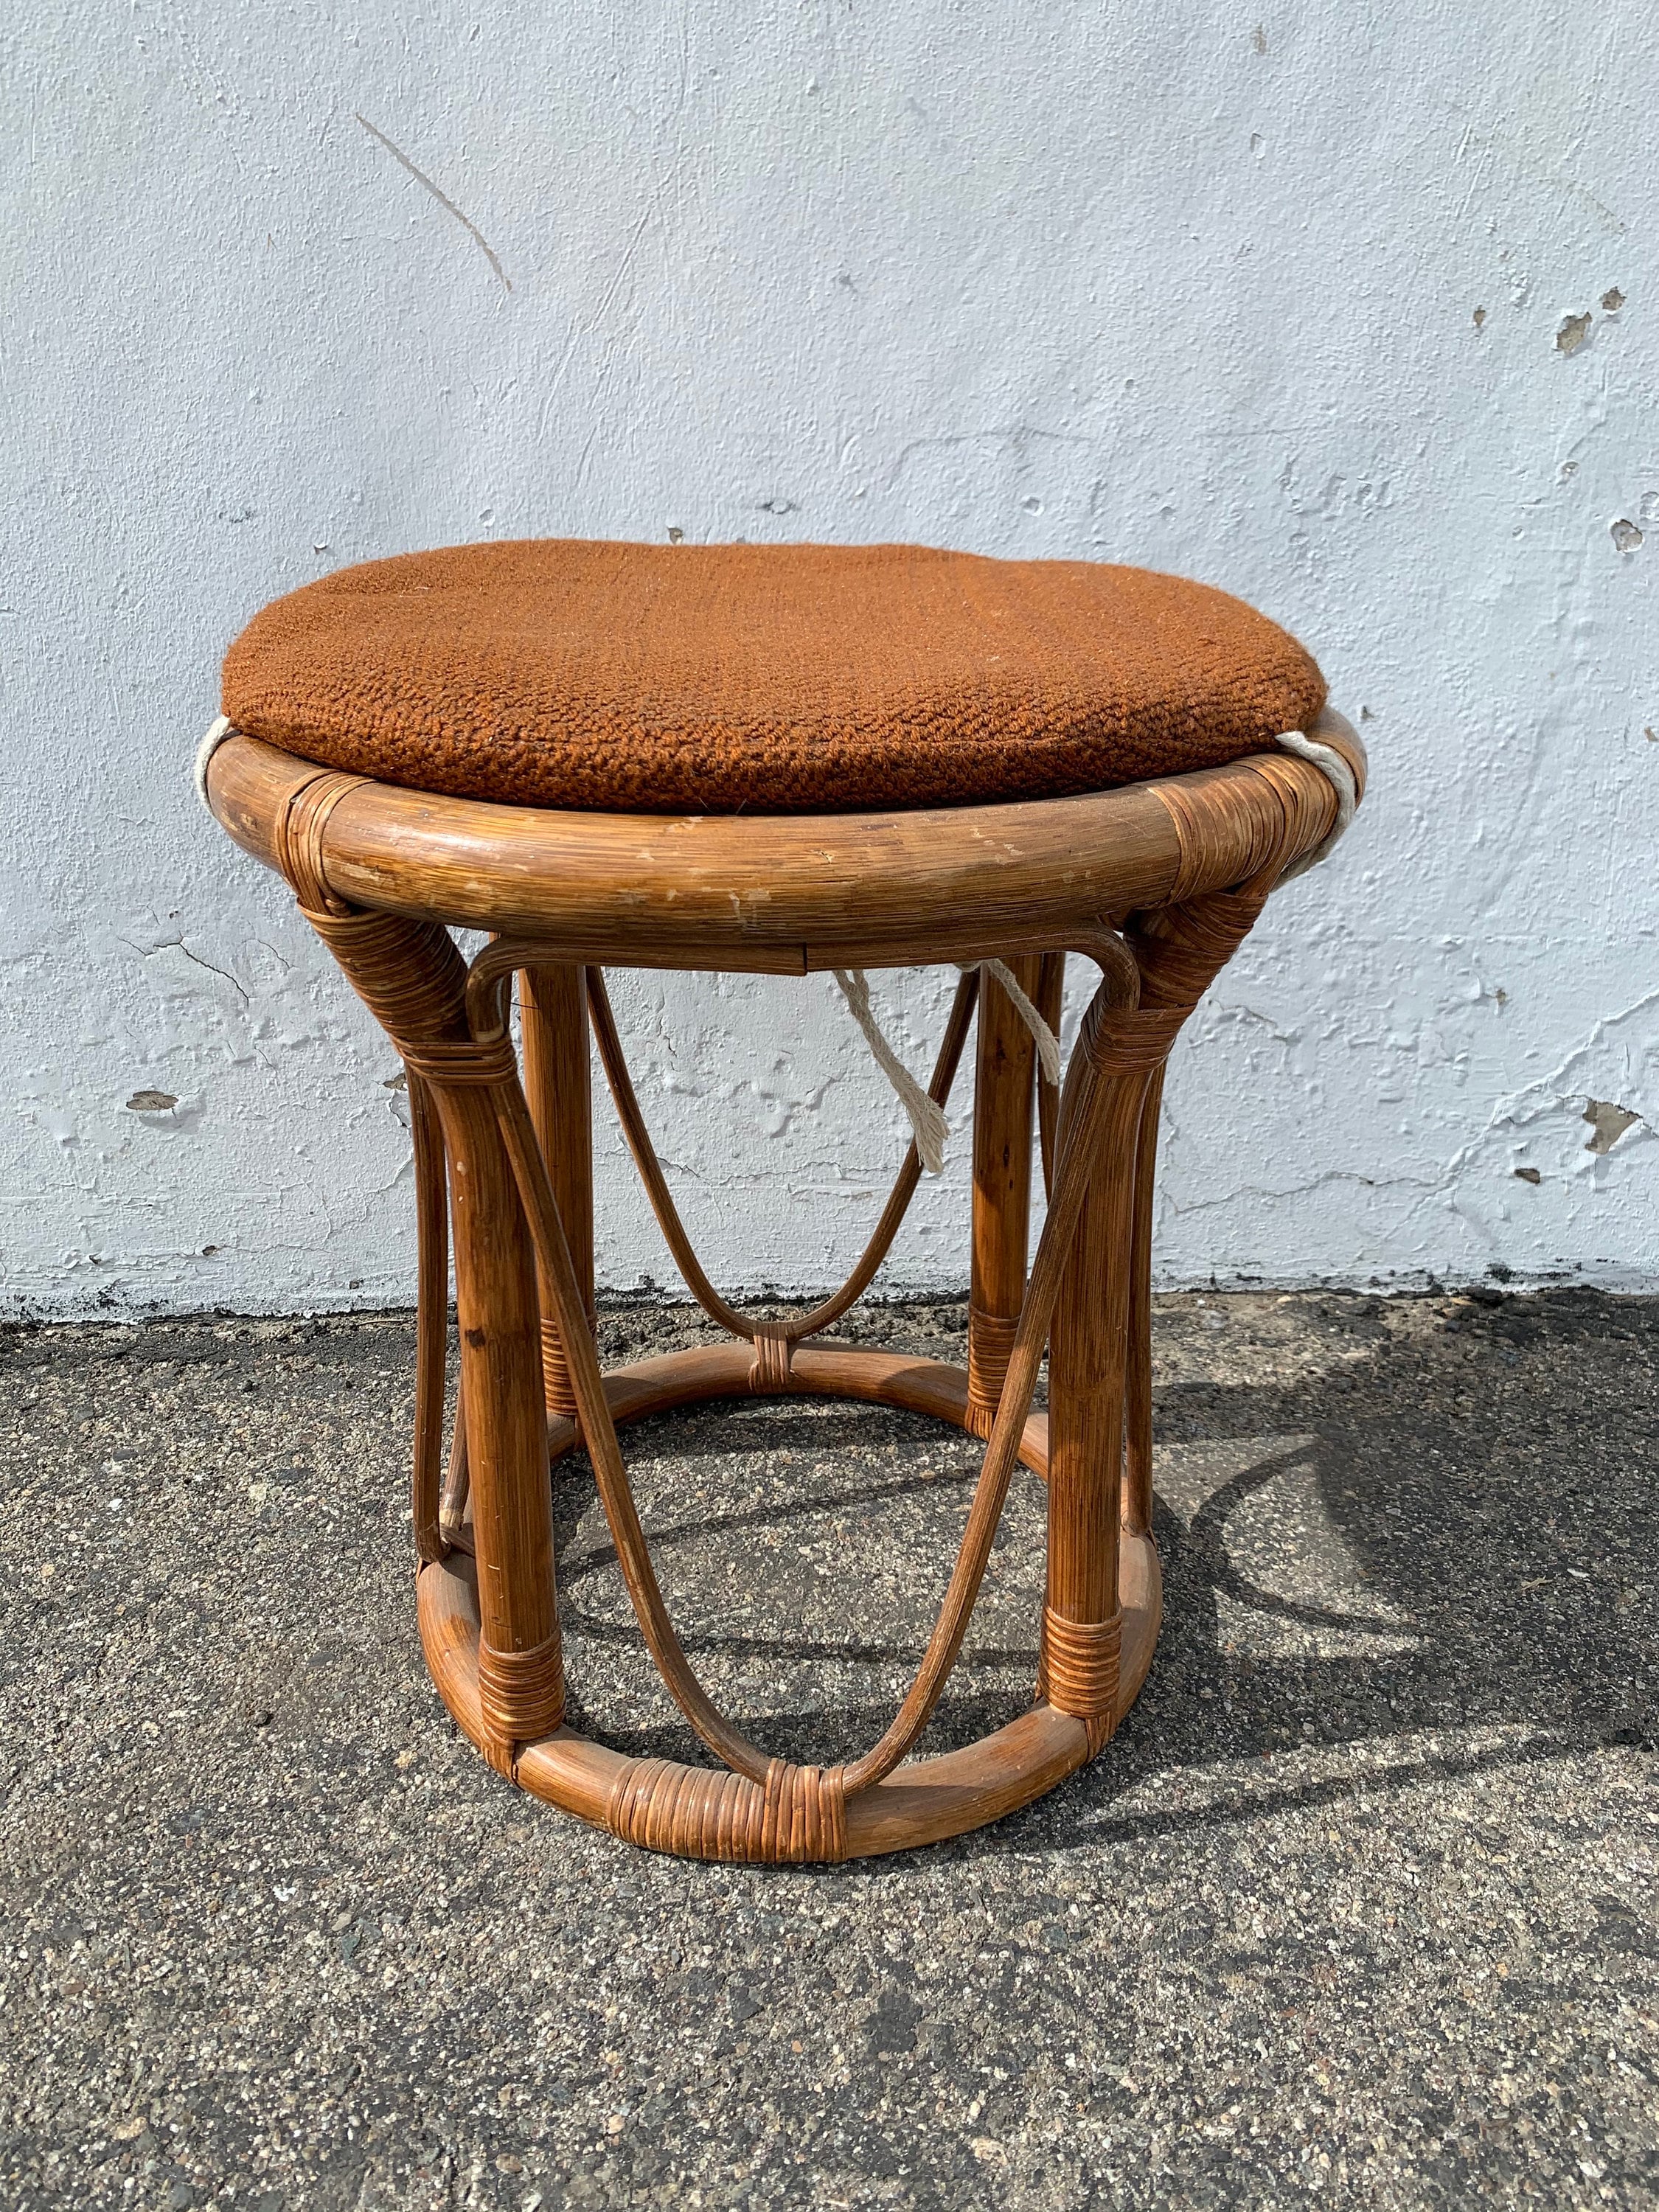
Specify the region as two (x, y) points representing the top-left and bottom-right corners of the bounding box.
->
(201, 540), (1364, 1863)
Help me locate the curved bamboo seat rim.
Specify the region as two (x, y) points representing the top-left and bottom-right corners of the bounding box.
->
(203, 706), (1364, 967)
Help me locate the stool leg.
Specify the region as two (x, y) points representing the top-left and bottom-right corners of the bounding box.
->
(518, 964), (594, 1419)
(299, 905), (566, 1773)
(435, 1077), (566, 1770)
(1043, 1070), (1149, 1744)
(967, 956), (1040, 1436)
(1122, 1065), (1166, 1540)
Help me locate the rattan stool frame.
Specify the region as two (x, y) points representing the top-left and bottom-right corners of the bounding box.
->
(204, 708), (1364, 1863)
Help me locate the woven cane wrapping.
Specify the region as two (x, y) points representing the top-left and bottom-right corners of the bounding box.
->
(966, 1304), (1020, 1423)
(1042, 1607), (1122, 1719)
(608, 1755), (849, 1863)
(748, 1325), (795, 1394)
(477, 1630), (566, 1750)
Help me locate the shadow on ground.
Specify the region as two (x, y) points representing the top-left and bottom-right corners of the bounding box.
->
(1, 1289), (1655, 2210)
(548, 1289), (1655, 1853)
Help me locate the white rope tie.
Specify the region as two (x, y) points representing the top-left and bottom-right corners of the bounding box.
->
(195, 714), (237, 810)
(830, 969), (953, 1174)
(971, 959), (1062, 1086)
(830, 961), (1062, 1175)
(1273, 728), (1357, 880)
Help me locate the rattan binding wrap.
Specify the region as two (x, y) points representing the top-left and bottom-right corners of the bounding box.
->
(609, 1756), (849, 1863)
(1041, 1607), (1123, 1719)
(477, 1631), (567, 1768)
(748, 1324), (795, 1393)
(965, 1304), (1020, 1428)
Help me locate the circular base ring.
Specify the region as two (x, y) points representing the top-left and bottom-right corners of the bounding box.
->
(417, 1341), (1161, 1861)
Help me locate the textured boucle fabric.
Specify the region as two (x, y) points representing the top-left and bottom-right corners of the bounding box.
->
(222, 539), (1326, 815)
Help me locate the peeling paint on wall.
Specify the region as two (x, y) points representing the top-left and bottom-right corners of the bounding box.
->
(1555, 312), (1593, 355)
(1583, 1100), (1641, 1155)
(2, 0), (1656, 1317)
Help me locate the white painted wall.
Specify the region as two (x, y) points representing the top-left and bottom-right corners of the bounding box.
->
(5, 0), (1657, 1318)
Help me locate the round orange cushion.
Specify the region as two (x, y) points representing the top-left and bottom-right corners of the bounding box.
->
(221, 539), (1326, 815)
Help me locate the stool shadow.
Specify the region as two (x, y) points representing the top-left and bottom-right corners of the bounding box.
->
(546, 1295), (1658, 1860)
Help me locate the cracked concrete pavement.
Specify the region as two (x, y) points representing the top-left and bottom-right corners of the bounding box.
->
(3, 1289), (1657, 2208)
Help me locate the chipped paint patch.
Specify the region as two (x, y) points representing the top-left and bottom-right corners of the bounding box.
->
(1556, 312), (1593, 355)
(1584, 1100), (1641, 1155)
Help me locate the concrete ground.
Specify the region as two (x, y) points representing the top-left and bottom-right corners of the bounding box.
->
(3, 1288), (1657, 2211)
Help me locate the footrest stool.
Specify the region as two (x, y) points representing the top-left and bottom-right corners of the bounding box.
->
(201, 538), (1364, 1863)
